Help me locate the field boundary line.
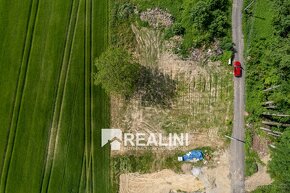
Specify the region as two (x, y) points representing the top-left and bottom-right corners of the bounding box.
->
(78, 150), (86, 193)
(90, 0), (94, 191)
(84, 0), (92, 192)
(91, 0), (110, 192)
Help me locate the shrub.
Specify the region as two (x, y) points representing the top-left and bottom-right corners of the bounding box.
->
(94, 48), (141, 98)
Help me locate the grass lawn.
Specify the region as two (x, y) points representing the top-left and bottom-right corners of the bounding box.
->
(92, 0), (111, 192)
(244, 0), (275, 49)
(0, 0), (111, 192)
(251, 0), (274, 39)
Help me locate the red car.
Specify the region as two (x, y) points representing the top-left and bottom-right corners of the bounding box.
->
(233, 61), (242, 77)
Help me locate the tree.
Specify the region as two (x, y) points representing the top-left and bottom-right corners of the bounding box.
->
(268, 129), (290, 192)
(209, 10), (229, 37)
(94, 48), (141, 97)
(190, 0), (230, 45)
(208, 0), (229, 11)
(272, 0), (290, 38)
(191, 1), (211, 31)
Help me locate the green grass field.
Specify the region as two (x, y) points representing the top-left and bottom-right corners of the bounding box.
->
(244, 0), (274, 50)
(0, 0), (111, 193)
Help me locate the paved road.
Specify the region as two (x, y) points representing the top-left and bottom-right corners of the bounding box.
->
(231, 0), (245, 192)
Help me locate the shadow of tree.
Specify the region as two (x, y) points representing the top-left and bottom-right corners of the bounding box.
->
(136, 66), (177, 107)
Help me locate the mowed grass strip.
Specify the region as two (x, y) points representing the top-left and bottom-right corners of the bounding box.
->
(84, 0), (93, 192)
(92, 0), (111, 192)
(245, 0), (274, 46)
(3, 0), (76, 192)
(78, 154), (87, 193)
(251, 0), (274, 39)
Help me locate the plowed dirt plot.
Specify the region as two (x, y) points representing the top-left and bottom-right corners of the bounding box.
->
(0, 0), (110, 192)
(119, 169), (205, 193)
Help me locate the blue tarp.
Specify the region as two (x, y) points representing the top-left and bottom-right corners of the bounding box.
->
(182, 150), (203, 161)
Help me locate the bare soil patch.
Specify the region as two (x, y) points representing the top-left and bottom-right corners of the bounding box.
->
(199, 150), (231, 193)
(252, 134), (270, 156)
(119, 169), (205, 193)
(245, 155), (273, 192)
(119, 150), (232, 193)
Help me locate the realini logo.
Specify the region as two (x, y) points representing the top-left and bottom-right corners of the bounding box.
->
(101, 129), (189, 151)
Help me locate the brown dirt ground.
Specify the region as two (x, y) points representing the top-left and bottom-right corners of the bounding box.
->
(119, 169), (204, 193)
(117, 146), (272, 193)
(199, 150), (231, 193)
(119, 150), (232, 193)
(245, 155), (273, 192)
